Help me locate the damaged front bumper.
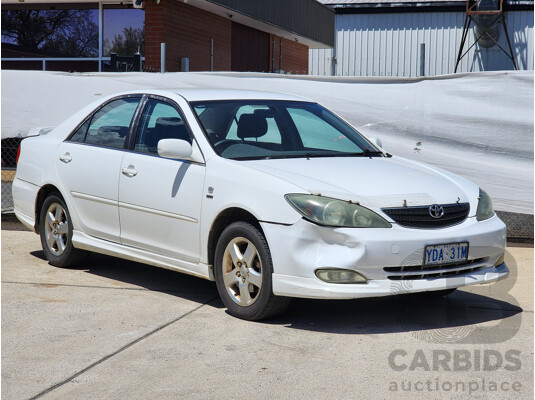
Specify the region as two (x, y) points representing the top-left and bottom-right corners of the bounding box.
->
(261, 215), (508, 299)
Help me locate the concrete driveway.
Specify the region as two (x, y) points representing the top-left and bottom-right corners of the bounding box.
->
(2, 218), (533, 400)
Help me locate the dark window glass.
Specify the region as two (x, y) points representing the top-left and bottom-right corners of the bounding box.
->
(135, 100), (190, 154)
(85, 97), (140, 149)
(1, 9), (98, 57)
(69, 119), (90, 143)
(224, 105), (282, 145)
(192, 101), (378, 160)
(103, 8), (144, 57)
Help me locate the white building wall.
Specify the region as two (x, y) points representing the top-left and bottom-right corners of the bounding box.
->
(309, 10), (533, 76)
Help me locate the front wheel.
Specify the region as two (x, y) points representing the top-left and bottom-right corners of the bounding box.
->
(39, 193), (87, 267)
(214, 222), (291, 321)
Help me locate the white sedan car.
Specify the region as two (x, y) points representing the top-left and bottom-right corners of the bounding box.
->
(13, 89), (508, 320)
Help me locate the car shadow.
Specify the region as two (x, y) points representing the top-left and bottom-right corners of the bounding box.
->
(30, 250), (223, 308)
(267, 292), (522, 341)
(30, 250), (522, 338)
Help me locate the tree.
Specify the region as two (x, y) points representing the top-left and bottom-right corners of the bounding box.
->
(104, 26), (145, 56)
(1, 10), (98, 57)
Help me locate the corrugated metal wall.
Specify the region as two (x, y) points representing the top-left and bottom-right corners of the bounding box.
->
(309, 11), (533, 76)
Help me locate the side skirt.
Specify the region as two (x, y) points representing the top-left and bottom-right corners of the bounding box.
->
(72, 230), (214, 281)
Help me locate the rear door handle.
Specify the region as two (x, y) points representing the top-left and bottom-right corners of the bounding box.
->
(121, 165), (138, 177)
(59, 153), (72, 163)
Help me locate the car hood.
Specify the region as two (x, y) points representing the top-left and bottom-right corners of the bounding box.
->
(242, 156), (479, 210)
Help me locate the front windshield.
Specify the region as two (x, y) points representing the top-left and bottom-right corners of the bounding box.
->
(190, 100), (381, 160)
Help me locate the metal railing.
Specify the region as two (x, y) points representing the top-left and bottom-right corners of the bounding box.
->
(2, 56), (145, 72)
(2, 57), (107, 72)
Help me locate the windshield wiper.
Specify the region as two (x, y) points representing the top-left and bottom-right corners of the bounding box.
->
(325, 150), (384, 158)
(362, 149), (384, 157)
(262, 153), (323, 160)
(231, 151), (386, 161)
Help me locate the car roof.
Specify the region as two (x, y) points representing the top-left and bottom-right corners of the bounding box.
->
(124, 88), (312, 103)
(175, 89), (311, 102)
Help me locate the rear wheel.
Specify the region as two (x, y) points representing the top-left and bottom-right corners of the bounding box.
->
(214, 222), (291, 321)
(39, 194), (87, 267)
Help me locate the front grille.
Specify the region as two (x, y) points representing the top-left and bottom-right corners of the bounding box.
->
(384, 257), (486, 280)
(382, 203), (470, 228)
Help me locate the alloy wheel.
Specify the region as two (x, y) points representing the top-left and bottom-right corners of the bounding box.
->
(222, 237), (263, 306)
(44, 202), (69, 256)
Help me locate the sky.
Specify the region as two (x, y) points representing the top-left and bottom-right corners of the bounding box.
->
(103, 9), (145, 42)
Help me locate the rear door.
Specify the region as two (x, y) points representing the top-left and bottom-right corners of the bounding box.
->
(57, 96), (142, 242)
(118, 96), (206, 262)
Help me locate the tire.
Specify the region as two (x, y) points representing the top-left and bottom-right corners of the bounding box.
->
(214, 222), (291, 321)
(39, 193), (87, 267)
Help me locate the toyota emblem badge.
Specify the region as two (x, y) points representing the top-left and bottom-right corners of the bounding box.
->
(429, 204), (444, 219)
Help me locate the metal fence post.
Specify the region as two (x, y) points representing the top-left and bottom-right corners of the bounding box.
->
(419, 43), (426, 77)
(210, 38), (214, 72)
(161, 43), (166, 73)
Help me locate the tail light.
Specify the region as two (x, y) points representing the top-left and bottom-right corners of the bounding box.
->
(16, 144), (21, 164)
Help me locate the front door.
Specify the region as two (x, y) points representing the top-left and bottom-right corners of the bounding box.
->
(118, 97), (205, 263)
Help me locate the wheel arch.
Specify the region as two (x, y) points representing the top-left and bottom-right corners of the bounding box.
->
(34, 184), (65, 234)
(207, 207), (265, 268)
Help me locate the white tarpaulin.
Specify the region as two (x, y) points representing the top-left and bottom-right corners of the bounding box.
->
(1, 70), (532, 214)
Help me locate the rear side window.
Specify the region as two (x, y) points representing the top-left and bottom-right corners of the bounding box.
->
(134, 99), (191, 154)
(69, 97), (141, 149)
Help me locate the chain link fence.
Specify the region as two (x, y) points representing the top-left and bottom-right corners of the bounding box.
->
(1, 137), (21, 213)
(1, 137), (532, 242)
(2, 169), (15, 212)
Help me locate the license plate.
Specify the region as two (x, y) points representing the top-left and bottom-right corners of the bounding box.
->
(424, 242), (469, 266)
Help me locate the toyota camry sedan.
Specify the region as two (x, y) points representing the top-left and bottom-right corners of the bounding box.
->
(12, 89), (509, 320)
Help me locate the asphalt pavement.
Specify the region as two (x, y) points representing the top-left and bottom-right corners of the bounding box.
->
(2, 219), (533, 400)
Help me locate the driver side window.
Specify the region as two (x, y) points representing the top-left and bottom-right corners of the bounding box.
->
(134, 99), (191, 155)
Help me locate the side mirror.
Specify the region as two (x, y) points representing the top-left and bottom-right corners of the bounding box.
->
(370, 137), (383, 149)
(158, 139), (193, 159)
(158, 139), (205, 163)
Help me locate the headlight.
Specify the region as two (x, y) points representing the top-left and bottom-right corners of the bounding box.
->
(476, 188), (495, 221)
(285, 194), (391, 228)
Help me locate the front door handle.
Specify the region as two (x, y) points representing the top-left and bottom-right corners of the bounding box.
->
(59, 152), (72, 163)
(121, 165), (138, 177)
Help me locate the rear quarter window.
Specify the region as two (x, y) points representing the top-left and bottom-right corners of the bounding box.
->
(68, 97), (141, 149)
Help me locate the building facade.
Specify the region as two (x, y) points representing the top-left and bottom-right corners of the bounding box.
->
(2, 0), (334, 74)
(310, 0), (533, 77)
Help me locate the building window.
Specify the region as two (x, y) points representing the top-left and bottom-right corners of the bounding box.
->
(103, 7), (145, 57)
(1, 4), (145, 72)
(1, 8), (99, 58)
